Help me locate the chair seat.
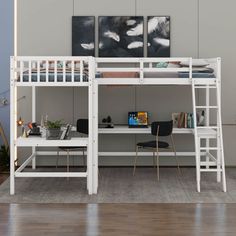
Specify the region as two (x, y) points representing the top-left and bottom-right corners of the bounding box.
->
(137, 140), (169, 148)
(58, 146), (85, 150)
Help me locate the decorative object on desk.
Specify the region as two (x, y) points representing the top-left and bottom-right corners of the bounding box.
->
(102, 116), (114, 128)
(198, 110), (205, 126)
(99, 16), (144, 57)
(72, 16), (95, 56)
(28, 122), (41, 136)
(22, 126), (28, 138)
(147, 16), (170, 57)
(46, 120), (63, 139)
(0, 145), (10, 171)
(172, 113), (179, 128)
(40, 115), (44, 128)
(17, 117), (23, 126)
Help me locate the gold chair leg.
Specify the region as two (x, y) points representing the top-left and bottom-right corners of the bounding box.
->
(133, 146), (139, 176)
(67, 150), (69, 180)
(83, 148), (86, 171)
(153, 151), (156, 168)
(156, 149), (160, 181)
(56, 150), (59, 168)
(171, 135), (181, 175)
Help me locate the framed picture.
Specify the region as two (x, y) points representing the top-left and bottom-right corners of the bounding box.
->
(147, 16), (170, 57)
(72, 16), (95, 56)
(99, 16), (144, 57)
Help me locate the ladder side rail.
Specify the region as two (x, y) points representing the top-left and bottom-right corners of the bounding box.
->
(191, 58), (201, 192)
(216, 58), (227, 192)
(205, 84), (210, 169)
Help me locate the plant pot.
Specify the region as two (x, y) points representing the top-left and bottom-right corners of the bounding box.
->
(46, 128), (61, 139)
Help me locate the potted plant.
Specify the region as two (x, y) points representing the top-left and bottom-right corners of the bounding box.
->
(46, 120), (63, 139)
(0, 145), (10, 172)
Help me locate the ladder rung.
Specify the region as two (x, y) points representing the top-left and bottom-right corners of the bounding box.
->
(195, 106), (218, 109)
(200, 169), (222, 172)
(200, 147), (220, 151)
(194, 86), (217, 89)
(200, 162), (217, 166)
(196, 126), (218, 129)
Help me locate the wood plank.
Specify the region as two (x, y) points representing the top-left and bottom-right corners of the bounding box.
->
(0, 203), (235, 235)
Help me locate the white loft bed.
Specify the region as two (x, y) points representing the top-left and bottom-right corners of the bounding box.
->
(10, 56), (98, 195)
(10, 56), (226, 195)
(95, 57), (226, 192)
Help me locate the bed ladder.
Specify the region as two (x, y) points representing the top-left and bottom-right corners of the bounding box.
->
(192, 78), (226, 192)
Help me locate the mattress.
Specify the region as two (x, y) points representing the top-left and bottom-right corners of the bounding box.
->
(178, 72), (215, 78)
(100, 69), (215, 79)
(20, 72), (87, 82)
(101, 72), (139, 78)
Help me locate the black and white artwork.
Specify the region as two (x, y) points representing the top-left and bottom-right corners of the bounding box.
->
(147, 16), (170, 57)
(72, 16), (95, 56)
(99, 16), (144, 57)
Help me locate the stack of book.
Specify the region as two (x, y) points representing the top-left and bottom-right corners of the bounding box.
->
(172, 112), (194, 128)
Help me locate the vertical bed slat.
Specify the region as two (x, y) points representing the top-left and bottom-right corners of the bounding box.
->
(20, 61), (23, 82)
(63, 61), (66, 83)
(140, 59), (144, 83)
(46, 61), (49, 82)
(29, 60), (32, 82)
(80, 60), (83, 83)
(37, 61), (40, 82)
(71, 61), (75, 82)
(54, 60), (57, 82)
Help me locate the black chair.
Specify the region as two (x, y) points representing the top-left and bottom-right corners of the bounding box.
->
(133, 120), (181, 180)
(56, 119), (88, 172)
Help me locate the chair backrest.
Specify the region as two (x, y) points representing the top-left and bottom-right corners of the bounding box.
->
(77, 119), (88, 135)
(151, 120), (173, 137)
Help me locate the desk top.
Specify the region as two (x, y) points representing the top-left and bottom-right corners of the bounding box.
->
(98, 125), (193, 134)
(16, 136), (88, 147)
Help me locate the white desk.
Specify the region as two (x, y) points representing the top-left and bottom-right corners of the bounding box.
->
(14, 136), (89, 178)
(98, 125), (196, 157)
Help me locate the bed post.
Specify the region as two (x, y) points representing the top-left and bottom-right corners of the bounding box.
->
(32, 86), (36, 169)
(92, 57), (98, 194)
(87, 57), (94, 194)
(10, 57), (17, 195)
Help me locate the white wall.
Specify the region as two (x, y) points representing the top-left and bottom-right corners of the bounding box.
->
(17, 0), (236, 166)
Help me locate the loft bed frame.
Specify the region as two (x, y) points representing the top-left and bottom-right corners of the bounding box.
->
(10, 56), (226, 195)
(96, 57), (226, 193)
(10, 56), (98, 195)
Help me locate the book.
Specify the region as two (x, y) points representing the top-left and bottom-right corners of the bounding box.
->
(178, 112), (185, 128)
(172, 112), (195, 129)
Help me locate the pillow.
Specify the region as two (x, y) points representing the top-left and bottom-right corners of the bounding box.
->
(155, 62), (169, 68)
(167, 62), (181, 68)
(180, 59), (209, 67)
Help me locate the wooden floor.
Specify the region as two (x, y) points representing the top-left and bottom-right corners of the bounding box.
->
(0, 174), (236, 235)
(0, 203), (235, 236)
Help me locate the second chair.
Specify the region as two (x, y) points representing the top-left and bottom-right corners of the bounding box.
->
(56, 119), (88, 172)
(133, 120), (181, 180)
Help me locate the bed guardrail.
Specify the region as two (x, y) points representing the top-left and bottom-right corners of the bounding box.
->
(96, 57), (219, 84)
(11, 56), (94, 86)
